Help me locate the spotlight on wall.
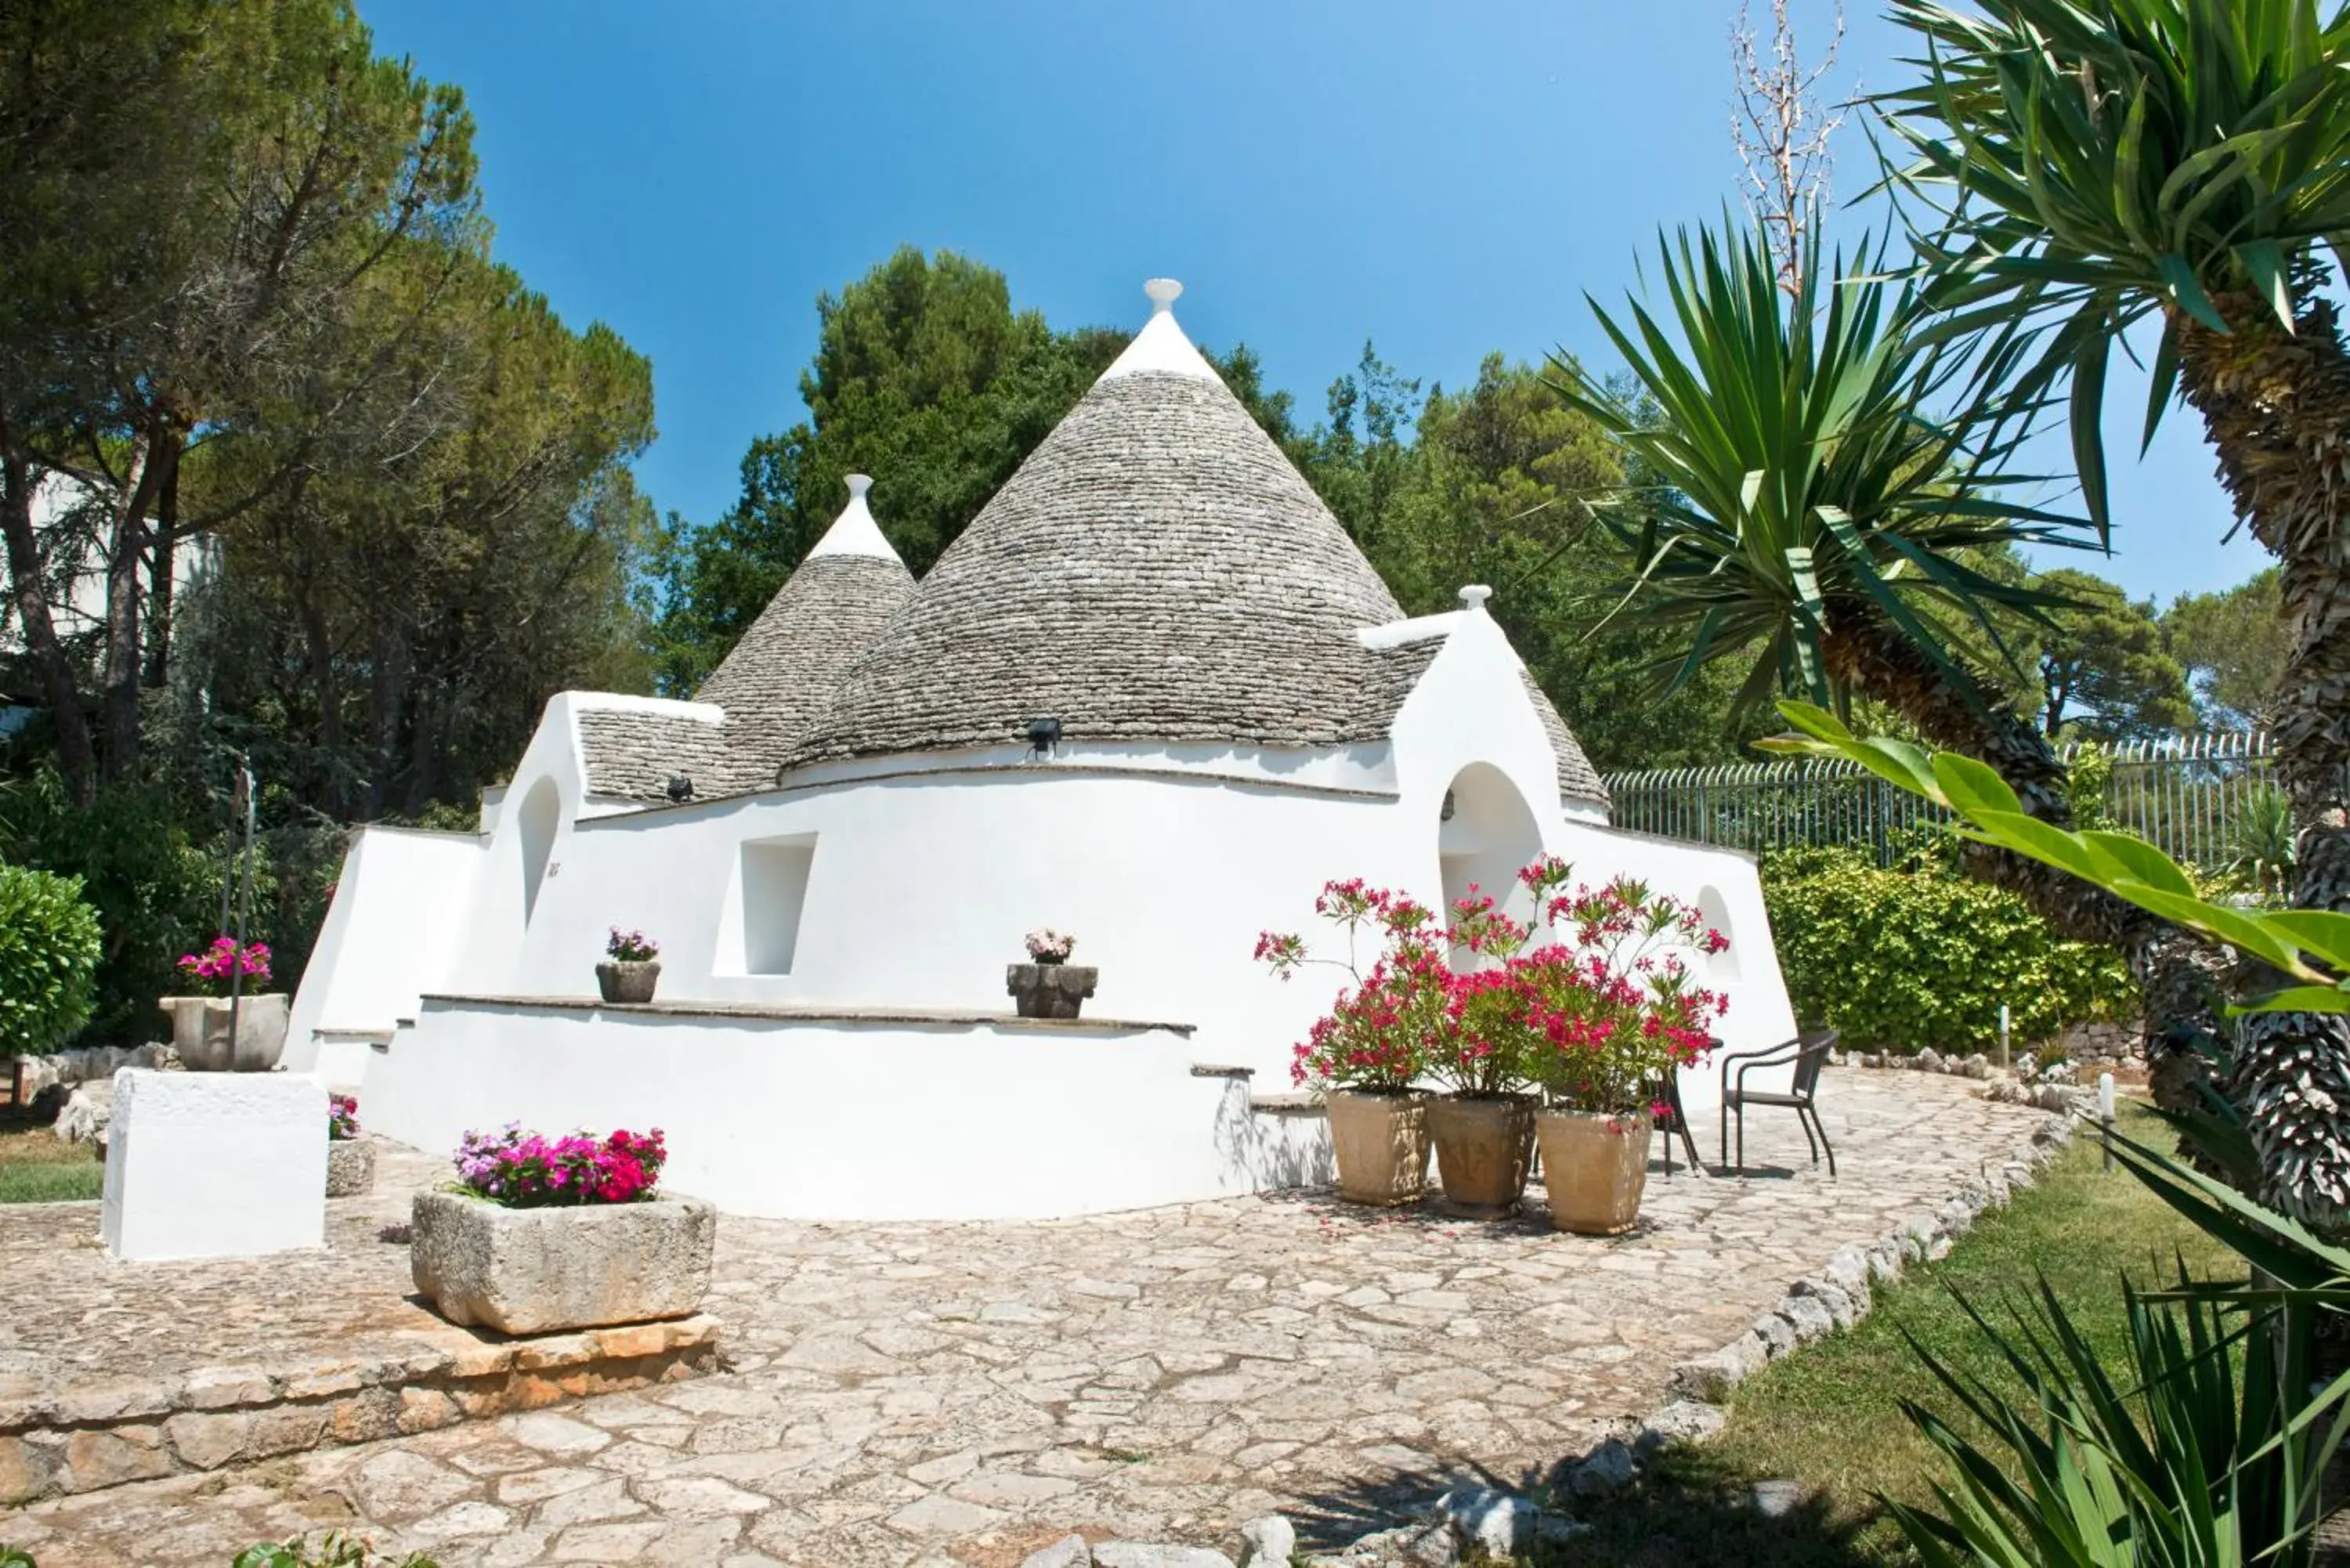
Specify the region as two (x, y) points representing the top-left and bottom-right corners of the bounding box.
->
(665, 775), (696, 803)
(1026, 716), (1062, 760)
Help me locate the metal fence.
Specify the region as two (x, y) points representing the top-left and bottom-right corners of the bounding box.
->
(1604, 731), (2275, 872)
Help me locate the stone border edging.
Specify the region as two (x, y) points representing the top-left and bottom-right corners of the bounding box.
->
(0, 1313), (724, 1505)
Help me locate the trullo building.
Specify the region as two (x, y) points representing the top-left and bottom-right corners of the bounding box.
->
(291, 280), (1798, 1220)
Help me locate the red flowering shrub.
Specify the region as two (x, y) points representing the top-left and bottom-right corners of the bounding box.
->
(1260, 858), (1730, 1113)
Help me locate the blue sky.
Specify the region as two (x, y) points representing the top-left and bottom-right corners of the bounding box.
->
(366, 0), (2269, 606)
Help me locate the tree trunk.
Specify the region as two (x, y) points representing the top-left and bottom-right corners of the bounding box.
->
(1821, 609), (2226, 1092)
(99, 425), (169, 781)
(2173, 294), (2350, 1227)
(142, 457), (180, 691)
(0, 449), (97, 804)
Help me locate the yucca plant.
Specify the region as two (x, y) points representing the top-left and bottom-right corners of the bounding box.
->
(1878, 0), (2350, 1223)
(1553, 220), (2083, 811)
(1553, 221), (2222, 1074)
(2225, 785), (2297, 905)
(1887, 1263), (2345, 1567)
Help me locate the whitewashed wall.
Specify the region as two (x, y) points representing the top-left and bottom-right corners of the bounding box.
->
(363, 1000), (1328, 1221)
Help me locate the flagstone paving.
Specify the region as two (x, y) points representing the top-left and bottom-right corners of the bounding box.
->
(2, 1068), (2042, 1567)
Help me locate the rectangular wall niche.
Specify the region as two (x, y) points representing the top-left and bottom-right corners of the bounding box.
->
(738, 835), (816, 975)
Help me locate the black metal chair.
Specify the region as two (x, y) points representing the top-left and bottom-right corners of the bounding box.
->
(1719, 1028), (1841, 1176)
(1646, 1072), (1705, 1176)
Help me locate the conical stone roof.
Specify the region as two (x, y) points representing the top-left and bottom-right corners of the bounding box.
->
(692, 476), (916, 792)
(783, 284), (1416, 767)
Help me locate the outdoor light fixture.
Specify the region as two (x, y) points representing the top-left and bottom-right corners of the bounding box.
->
(1026, 716), (1061, 760)
(665, 775), (695, 803)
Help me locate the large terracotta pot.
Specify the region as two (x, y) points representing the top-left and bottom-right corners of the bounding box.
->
(157, 992), (289, 1071)
(1325, 1088), (1431, 1206)
(596, 960), (661, 1004)
(1536, 1107), (1654, 1235)
(1006, 962), (1097, 1019)
(1426, 1094), (1536, 1218)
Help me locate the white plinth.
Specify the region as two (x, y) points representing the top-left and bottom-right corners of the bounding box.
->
(102, 1068), (327, 1262)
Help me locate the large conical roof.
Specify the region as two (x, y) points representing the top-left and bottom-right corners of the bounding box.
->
(692, 476), (915, 791)
(783, 282), (1415, 767)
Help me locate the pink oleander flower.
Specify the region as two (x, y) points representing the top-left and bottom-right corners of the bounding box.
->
(176, 935), (273, 995)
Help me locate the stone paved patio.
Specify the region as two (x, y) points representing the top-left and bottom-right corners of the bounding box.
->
(2, 1068), (2041, 1566)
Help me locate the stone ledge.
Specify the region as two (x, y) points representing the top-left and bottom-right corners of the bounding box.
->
(1249, 1093), (1325, 1116)
(420, 994), (1196, 1036)
(0, 1313), (723, 1505)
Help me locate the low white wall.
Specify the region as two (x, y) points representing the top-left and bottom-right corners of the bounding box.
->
(286, 827), (486, 1075)
(364, 1000), (1329, 1222)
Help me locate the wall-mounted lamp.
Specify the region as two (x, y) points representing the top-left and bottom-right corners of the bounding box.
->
(1026, 716), (1062, 761)
(664, 775), (696, 803)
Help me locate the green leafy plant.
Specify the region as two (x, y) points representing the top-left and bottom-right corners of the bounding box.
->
(233, 1532), (438, 1568)
(0, 858), (103, 1057)
(1760, 701), (2350, 1015)
(0, 1545), (33, 1567)
(1763, 846), (2128, 1055)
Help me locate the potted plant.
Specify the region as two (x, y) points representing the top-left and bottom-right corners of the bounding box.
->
(1007, 927), (1097, 1018)
(596, 927), (661, 1004)
(158, 936), (287, 1071)
(1517, 871), (1729, 1234)
(1258, 881), (1441, 1206)
(410, 1122), (714, 1333)
(1423, 883), (1546, 1218)
(325, 1094), (372, 1197)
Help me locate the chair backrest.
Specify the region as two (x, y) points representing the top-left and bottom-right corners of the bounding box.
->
(1789, 1028), (1840, 1097)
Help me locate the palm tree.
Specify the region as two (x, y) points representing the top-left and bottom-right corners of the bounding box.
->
(1552, 220), (2222, 1097)
(1880, 0), (2350, 1224)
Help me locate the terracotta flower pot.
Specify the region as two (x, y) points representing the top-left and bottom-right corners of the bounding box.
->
(1535, 1107), (1654, 1235)
(1006, 962), (1097, 1019)
(1325, 1088), (1431, 1206)
(157, 992), (289, 1071)
(596, 960), (660, 1004)
(1426, 1094), (1535, 1218)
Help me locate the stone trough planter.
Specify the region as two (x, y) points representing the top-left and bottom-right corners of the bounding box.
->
(410, 1190), (715, 1335)
(156, 992), (290, 1072)
(325, 1137), (375, 1197)
(1006, 961), (1097, 1019)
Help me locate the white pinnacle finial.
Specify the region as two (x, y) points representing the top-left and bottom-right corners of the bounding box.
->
(1098, 277), (1220, 385)
(804, 472), (904, 564)
(1459, 584), (1494, 612)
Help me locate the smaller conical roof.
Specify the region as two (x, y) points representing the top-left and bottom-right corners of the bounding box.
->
(694, 476), (916, 790)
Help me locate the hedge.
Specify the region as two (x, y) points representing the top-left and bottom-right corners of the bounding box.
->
(1761, 847), (2130, 1057)
(0, 858), (103, 1057)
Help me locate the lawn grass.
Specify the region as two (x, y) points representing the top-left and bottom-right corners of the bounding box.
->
(1552, 1098), (2236, 1566)
(0, 1106), (102, 1205)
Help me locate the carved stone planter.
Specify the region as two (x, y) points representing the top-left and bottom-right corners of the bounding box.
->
(326, 1138), (375, 1197)
(157, 993), (289, 1072)
(410, 1190), (715, 1335)
(1426, 1094), (1535, 1218)
(1325, 1088), (1431, 1206)
(595, 960), (661, 1005)
(1006, 962), (1097, 1020)
(1536, 1107), (1654, 1235)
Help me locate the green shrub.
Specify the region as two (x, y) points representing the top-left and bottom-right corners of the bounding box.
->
(1761, 847), (2129, 1055)
(0, 859), (103, 1056)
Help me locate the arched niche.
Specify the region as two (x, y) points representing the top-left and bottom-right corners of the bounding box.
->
(1696, 883), (1742, 980)
(517, 778), (562, 925)
(1437, 762), (1544, 967)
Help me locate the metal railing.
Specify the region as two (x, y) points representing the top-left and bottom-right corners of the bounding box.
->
(1604, 731), (2275, 872)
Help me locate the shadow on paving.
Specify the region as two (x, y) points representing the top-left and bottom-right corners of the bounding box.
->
(1282, 1447), (1888, 1566)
